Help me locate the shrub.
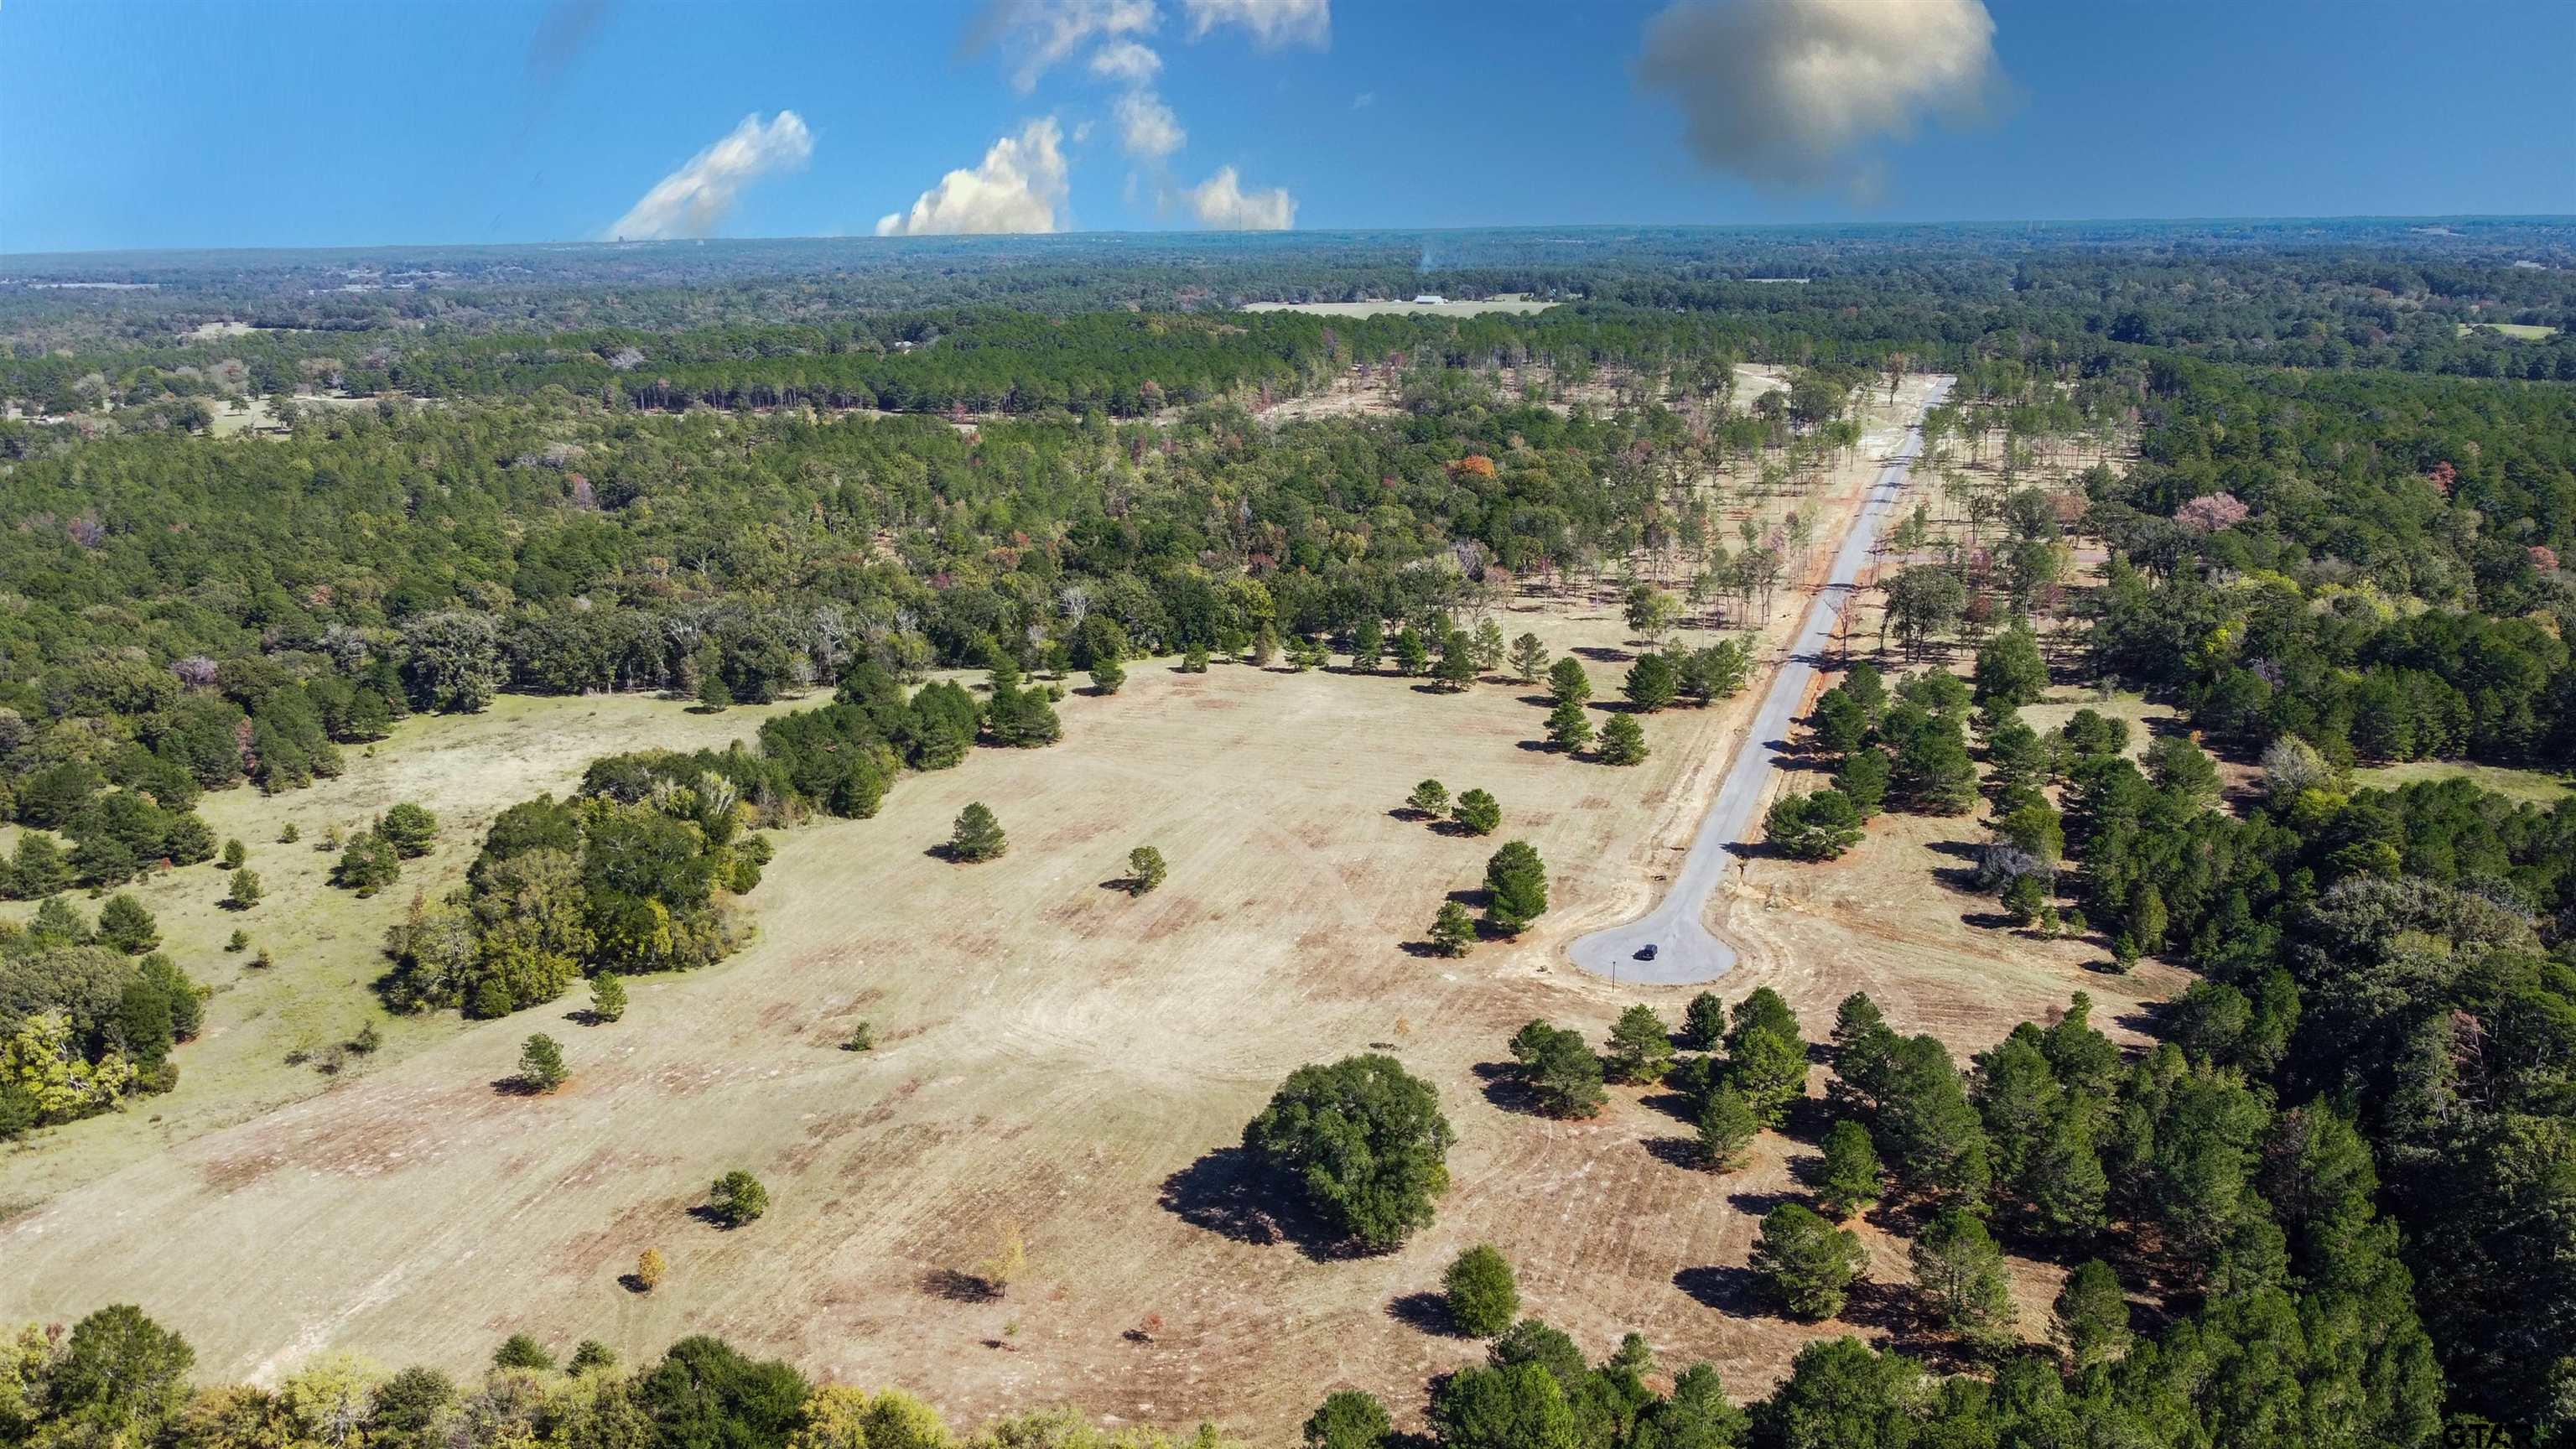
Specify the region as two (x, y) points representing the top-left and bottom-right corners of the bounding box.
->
(589, 974), (627, 1023)
(1126, 845), (1166, 895)
(1443, 1245), (1520, 1337)
(709, 1170), (770, 1227)
(227, 869), (262, 909)
(1407, 779), (1450, 816)
(636, 1248), (668, 1292)
(518, 1034), (569, 1092)
(333, 831), (400, 894)
(493, 1334), (555, 1371)
(380, 802), (439, 858)
(1452, 788), (1501, 836)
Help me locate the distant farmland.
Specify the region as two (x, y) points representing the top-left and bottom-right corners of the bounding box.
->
(1240, 293), (1558, 319)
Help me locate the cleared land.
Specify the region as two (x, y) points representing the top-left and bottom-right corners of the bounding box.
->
(0, 383), (2173, 1439)
(1240, 294), (1557, 319)
(2458, 321), (2560, 340)
(2351, 758), (2571, 804)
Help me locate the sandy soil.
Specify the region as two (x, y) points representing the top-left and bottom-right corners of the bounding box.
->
(0, 385), (2179, 1439)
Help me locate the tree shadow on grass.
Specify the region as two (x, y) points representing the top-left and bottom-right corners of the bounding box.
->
(1727, 1187), (1804, 1218)
(1472, 1061), (1548, 1117)
(1387, 1291), (1458, 1337)
(1641, 1135), (1707, 1171)
(1639, 1090), (1699, 1124)
(1673, 1265), (1767, 1315)
(618, 1274), (651, 1294)
(1158, 1147), (1367, 1262)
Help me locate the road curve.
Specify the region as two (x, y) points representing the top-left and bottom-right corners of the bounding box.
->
(1566, 377), (1954, 987)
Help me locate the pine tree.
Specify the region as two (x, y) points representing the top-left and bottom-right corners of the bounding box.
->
(1752, 1203), (1864, 1321)
(1682, 991), (1727, 1052)
(1546, 657), (1592, 706)
(1508, 632), (1550, 683)
(1816, 1119), (1883, 1218)
(1598, 714), (1649, 766)
(1698, 1084), (1759, 1170)
(1483, 842), (1549, 935)
(948, 803), (1006, 862)
(1909, 1209), (2017, 1350)
(1430, 901), (1477, 957)
(1545, 700), (1595, 753)
(518, 1034), (569, 1093)
(2050, 1258), (2131, 1368)
(1606, 1005), (1674, 1084)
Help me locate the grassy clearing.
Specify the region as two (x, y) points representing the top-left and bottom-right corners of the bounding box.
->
(0, 690), (804, 1206)
(2458, 321), (2560, 340)
(2352, 758), (2571, 805)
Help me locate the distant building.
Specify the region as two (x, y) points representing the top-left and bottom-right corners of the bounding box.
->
(1411, 293), (1446, 304)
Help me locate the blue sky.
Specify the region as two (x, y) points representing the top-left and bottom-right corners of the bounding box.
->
(3, 0), (2570, 253)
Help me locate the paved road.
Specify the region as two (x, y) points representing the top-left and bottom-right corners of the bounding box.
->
(1566, 378), (1954, 986)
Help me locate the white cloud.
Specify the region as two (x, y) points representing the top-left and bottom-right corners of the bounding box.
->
(876, 118), (1072, 236)
(1182, 0), (1328, 47)
(1350, 90), (1374, 110)
(1114, 90), (1186, 160)
(1636, 0), (2003, 192)
(1088, 38), (1162, 81)
(607, 112), (813, 241)
(975, 0), (1159, 91)
(1186, 165), (1295, 229)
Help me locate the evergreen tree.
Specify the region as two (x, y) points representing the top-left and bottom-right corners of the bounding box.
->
(1816, 1119), (1883, 1219)
(2050, 1258), (2132, 1368)
(948, 802), (1006, 862)
(1483, 841), (1549, 935)
(1682, 991), (1727, 1052)
(1697, 1084), (1758, 1170)
(1545, 700), (1595, 752)
(1510, 1021), (1606, 1119)
(1452, 788), (1502, 836)
(1606, 1005), (1675, 1084)
(96, 894), (160, 953)
(1597, 714), (1649, 766)
(518, 1034), (569, 1093)
(1547, 657), (1592, 707)
(1751, 1203), (1865, 1320)
(1509, 632), (1550, 683)
(1909, 1209), (2017, 1351)
(1430, 901), (1477, 957)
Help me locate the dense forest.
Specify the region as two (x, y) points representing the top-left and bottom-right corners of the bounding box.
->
(3, 224), (2572, 1443)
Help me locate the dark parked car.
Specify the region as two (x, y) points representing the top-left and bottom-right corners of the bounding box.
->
(1635, 944), (1659, 961)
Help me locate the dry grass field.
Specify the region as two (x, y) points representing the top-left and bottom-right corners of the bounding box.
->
(0, 377), (2179, 1440)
